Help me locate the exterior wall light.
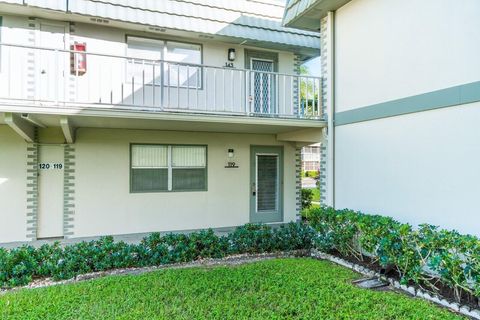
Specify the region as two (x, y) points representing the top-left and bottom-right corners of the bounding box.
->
(228, 148), (235, 158)
(228, 48), (236, 61)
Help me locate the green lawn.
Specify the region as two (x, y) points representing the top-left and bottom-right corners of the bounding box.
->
(311, 187), (320, 202)
(0, 258), (463, 320)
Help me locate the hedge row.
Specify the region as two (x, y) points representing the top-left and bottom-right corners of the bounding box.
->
(304, 206), (480, 302)
(0, 223), (313, 288)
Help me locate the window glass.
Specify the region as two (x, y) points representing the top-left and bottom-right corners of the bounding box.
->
(126, 37), (202, 88)
(166, 42), (201, 88)
(131, 145), (168, 168)
(131, 144), (206, 192)
(171, 146), (206, 191)
(127, 37), (163, 61)
(165, 42), (201, 64)
(172, 168), (206, 191)
(126, 37), (163, 85)
(132, 168), (168, 192)
(172, 146), (206, 167)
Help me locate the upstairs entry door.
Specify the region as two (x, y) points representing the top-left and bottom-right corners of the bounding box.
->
(37, 22), (67, 102)
(251, 59), (276, 114)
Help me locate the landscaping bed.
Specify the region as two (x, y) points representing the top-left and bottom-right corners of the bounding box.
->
(0, 258), (464, 319)
(2, 207), (480, 318)
(303, 207), (480, 312)
(0, 223), (313, 288)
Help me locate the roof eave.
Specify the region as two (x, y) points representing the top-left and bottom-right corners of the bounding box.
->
(282, 0), (352, 31)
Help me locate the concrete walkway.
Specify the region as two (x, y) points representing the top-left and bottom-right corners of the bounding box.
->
(301, 177), (318, 188)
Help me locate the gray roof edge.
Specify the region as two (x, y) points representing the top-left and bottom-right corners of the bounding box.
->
(282, 0), (352, 30)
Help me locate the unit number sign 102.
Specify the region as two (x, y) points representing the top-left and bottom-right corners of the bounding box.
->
(39, 163), (63, 170)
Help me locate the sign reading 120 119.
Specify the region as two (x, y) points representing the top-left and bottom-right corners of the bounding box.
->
(39, 163), (63, 170)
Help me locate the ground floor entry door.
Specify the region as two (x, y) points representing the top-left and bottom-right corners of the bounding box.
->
(37, 145), (64, 239)
(250, 146), (283, 223)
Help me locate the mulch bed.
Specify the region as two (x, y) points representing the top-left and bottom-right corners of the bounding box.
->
(330, 249), (480, 310)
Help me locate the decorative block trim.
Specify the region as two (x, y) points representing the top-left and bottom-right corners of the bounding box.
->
(320, 17), (328, 121)
(319, 16), (328, 206)
(25, 142), (38, 240)
(68, 22), (77, 102)
(26, 17), (38, 100)
(293, 53), (302, 116)
(63, 145), (75, 238)
(295, 147), (302, 220)
(319, 143), (327, 203)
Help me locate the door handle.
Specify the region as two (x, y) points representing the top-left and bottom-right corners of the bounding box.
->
(252, 183), (256, 196)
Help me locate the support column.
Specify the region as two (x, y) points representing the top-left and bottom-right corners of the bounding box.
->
(295, 146), (302, 220)
(319, 12), (335, 207)
(25, 135), (38, 240)
(293, 53), (302, 115)
(63, 145), (76, 238)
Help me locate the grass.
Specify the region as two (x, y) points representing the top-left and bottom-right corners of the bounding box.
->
(311, 187), (320, 202)
(0, 258), (463, 320)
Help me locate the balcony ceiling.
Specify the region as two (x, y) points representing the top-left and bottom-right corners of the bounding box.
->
(0, 109), (325, 135)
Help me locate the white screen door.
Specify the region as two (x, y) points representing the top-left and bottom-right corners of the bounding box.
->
(37, 145), (64, 239)
(38, 22), (66, 102)
(250, 146), (283, 223)
(251, 59), (275, 114)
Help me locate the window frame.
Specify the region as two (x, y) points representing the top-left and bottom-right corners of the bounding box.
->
(0, 17), (3, 73)
(130, 143), (208, 193)
(125, 35), (204, 89)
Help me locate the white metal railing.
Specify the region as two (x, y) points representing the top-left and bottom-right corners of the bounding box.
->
(0, 43), (322, 119)
(302, 153), (321, 162)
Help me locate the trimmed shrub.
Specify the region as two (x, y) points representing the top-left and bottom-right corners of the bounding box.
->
(227, 224), (276, 254)
(0, 222), (313, 288)
(0, 246), (37, 287)
(301, 188), (313, 209)
(273, 222), (315, 251)
(304, 206), (480, 302)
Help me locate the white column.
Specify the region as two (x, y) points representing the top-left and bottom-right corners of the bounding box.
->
(325, 11), (336, 207)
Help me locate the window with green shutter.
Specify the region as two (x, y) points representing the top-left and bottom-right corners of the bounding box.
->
(130, 144), (207, 193)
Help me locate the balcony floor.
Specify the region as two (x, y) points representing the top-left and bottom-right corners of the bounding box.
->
(0, 101), (326, 135)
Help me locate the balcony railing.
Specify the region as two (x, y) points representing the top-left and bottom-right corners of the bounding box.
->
(301, 154), (321, 162)
(0, 43), (322, 119)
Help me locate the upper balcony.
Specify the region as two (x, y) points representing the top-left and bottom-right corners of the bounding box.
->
(0, 43), (323, 121)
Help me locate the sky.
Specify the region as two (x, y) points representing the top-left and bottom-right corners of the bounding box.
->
(302, 56), (321, 77)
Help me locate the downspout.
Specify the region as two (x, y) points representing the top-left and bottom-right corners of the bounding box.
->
(326, 11), (336, 208)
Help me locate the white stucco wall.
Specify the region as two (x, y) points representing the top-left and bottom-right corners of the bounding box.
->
(335, 0), (480, 112)
(0, 13), (303, 243)
(73, 128), (297, 237)
(335, 101), (480, 236)
(332, 0), (480, 235)
(0, 125), (27, 243)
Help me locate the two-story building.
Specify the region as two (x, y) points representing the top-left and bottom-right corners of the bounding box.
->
(284, 0), (480, 236)
(0, 0), (324, 244)
(301, 143), (320, 172)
